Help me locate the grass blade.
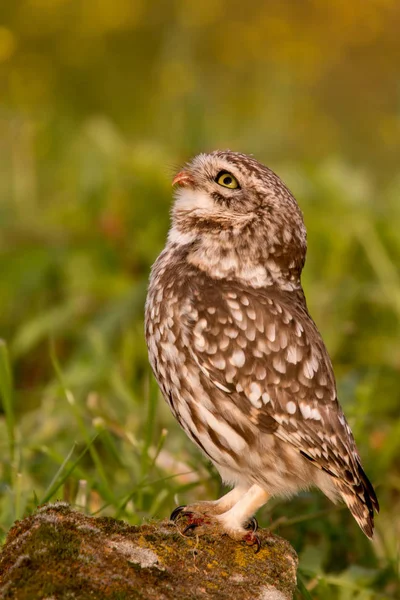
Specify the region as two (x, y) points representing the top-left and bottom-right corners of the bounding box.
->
(40, 435), (100, 504)
(0, 340), (15, 462)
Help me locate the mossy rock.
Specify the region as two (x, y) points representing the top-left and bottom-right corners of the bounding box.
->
(0, 502), (297, 599)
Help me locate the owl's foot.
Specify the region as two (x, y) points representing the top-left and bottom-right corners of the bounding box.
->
(170, 486), (267, 552)
(170, 506), (212, 532)
(170, 505), (214, 533)
(170, 506), (261, 552)
(214, 516), (261, 553)
(170, 504), (257, 532)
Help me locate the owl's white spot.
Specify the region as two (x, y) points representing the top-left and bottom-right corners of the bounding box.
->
(255, 365), (266, 380)
(207, 341), (217, 355)
(248, 382), (262, 407)
(299, 403), (311, 419)
(286, 345), (302, 364)
(231, 308), (244, 323)
(194, 318), (207, 333)
(278, 331), (288, 349)
(266, 323), (276, 342)
(294, 322), (304, 337)
(240, 295), (250, 306)
(236, 383), (243, 393)
(194, 335), (206, 350)
(236, 336), (247, 349)
(338, 414), (345, 426)
(286, 401), (296, 415)
(207, 306), (216, 314)
(244, 325), (255, 342)
(246, 307), (256, 320)
(272, 355), (286, 373)
(319, 373), (328, 386)
(290, 381), (300, 393)
(257, 339), (270, 354)
(227, 298), (240, 310)
(210, 355), (226, 370)
(282, 309), (293, 324)
(225, 363), (237, 383)
(219, 336), (230, 351)
(224, 327), (239, 339)
(315, 388), (324, 399)
(311, 407), (322, 420)
(303, 359), (316, 379)
(255, 318), (264, 333)
(262, 392), (271, 405)
(230, 349), (246, 368)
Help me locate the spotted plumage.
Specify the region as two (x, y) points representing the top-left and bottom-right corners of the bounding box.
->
(145, 150), (378, 544)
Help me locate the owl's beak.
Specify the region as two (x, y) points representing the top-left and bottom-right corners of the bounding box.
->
(172, 171), (194, 187)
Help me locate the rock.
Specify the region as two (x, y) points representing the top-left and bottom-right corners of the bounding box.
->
(0, 502), (298, 599)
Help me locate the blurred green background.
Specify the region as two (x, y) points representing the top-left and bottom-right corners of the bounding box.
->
(0, 1), (399, 597)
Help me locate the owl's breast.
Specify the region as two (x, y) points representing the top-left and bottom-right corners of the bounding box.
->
(145, 248), (202, 413)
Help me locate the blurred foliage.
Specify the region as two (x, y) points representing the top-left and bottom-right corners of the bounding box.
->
(0, 1), (400, 598)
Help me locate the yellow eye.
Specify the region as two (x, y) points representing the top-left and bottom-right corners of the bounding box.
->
(216, 171), (239, 189)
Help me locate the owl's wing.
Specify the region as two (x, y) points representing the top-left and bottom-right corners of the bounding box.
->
(182, 278), (378, 531)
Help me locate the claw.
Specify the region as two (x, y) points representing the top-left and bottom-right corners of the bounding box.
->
(245, 517), (258, 532)
(183, 523), (198, 535)
(170, 505), (186, 521)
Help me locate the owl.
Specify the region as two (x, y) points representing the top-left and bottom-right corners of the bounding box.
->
(145, 150), (378, 550)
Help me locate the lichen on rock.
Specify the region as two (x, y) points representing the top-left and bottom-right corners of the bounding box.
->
(0, 502), (298, 599)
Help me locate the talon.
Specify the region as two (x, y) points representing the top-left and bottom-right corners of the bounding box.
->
(253, 536), (261, 554)
(245, 517), (258, 532)
(170, 505), (186, 521)
(183, 523), (198, 535)
(243, 531), (261, 553)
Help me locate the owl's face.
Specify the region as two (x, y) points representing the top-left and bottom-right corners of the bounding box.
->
(170, 151), (307, 287)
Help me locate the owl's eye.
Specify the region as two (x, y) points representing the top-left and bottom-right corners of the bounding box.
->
(215, 170), (240, 189)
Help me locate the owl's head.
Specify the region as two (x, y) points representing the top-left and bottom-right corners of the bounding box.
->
(169, 151), (307, 289)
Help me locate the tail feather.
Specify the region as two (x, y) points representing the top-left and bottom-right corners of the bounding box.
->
(335, 462), (379, 539)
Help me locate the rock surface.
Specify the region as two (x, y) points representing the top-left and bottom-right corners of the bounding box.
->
(0, 502), (298, 599)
